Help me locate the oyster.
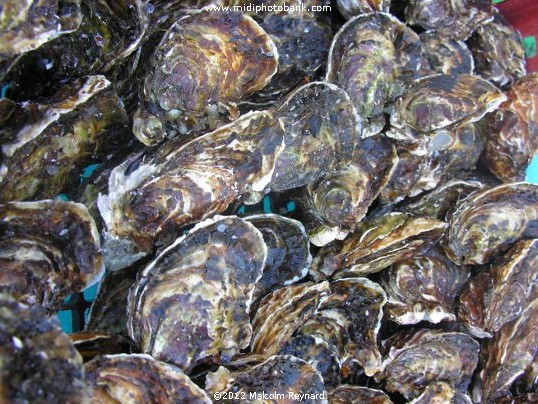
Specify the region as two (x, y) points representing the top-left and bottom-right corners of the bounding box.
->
(419, 31), (474, 76)
(326, 12), (420, 135)
(205, 355), (327, 402)
(485, 73), (538, 182)
(376, 329), (480, 399)
(134, 10), (278, 145)
(0, 75), (129, 203)
(98, 110), (285, 269)
(336, 0), (391, 19)
(468, 11), (526, 88)
(311, 212), (447, 279)
(443, 182), (538, 265)
(458, 239), (538, 338)
(0, 293), (86, 402)
(329, 385), (393, 403)
(127, 216), (267, 373)
(380, 247), (470, 325)
(85, 354), (211, 403)
(405, 0), (494, 40)
(0, 200), (103, 310)
(245, 214), (311, 302)
(409, 382), (473, 404)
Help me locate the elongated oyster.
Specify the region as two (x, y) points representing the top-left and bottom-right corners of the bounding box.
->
(0, 294), (86, 402)
(0, 200), (103, 310)
(419, 31), (474, 76)
(303, 134), (397, 246)
(485, 73), (538, 182)
(0, 75), (129, 203)
(405, 0), (494, 40)
(98, 110), (284, 270)
(409, 382), (473, 404)
(458, 239), (538, 338)
(134, 10), (278, 145)
(85, 354), (211, 403)
(381, 248), (470, 325)
(311, 212), (447, 279)
(326, 12), (420, 135)
(376, 329), (479, 399)
(329, 385), (393, 403)
(468, 11), (526, 88)
(476, 299), (538, 403)
(443, 182), (538, 265)
(0, 0), (82, 80)
(336, 0), (391, 19)
(127, 216), (267, 373)
(245, 214), (311, 302)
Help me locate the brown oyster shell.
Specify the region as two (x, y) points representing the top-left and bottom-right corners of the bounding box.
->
(134, 10), (278, 145)
(419, 31), (474, 76)
(468, 11), (526, 88)
(98, 110), (285, 270)
(377, 329), (480, 399)
(326, 12), (420, 135)
(311, 212), (447, 279)
(85, 354), (211, 403)
(0, 293), (86, 402)
(405, 0), (494, 40)
(443, 182), (538, 265)
(380, 247), (470, 325)
(329, 385), (393, 403)
(0, 200), (103, 310)
(127, 216), (267, 373)
(408, 382), (473, 404)
(485, 73), (538, 182)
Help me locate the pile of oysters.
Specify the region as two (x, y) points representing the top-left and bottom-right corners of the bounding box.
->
(1, 0), (537, 402)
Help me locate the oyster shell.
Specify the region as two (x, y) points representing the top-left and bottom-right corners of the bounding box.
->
(329, 385), (393, 403)
(380, 247), (470, 325)
(0, 75), (129, 203)
(376, 329), (480, 399)
(127, 216), (267, 373)
(485, 73), (538, 182)
(311, 212), (447, 279)
(468, 11), (526, 88)
(69, 331), (131, 362)
(0, 200), (103, 310)
(405, 0), (494, 40)
(419, 30), (474, 76)
(326, 12), (420, 135)
(0, 293), (86, 402)
(134, 10), (278, 145)
(336, 0), (391, 19)
(408, 382), (473, 404)
(443, 182), (538, 265)
(85, 354), (211, 403)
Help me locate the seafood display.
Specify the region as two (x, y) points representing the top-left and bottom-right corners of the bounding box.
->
(2, 1), (538, 402)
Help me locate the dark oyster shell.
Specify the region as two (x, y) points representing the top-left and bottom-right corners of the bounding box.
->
(0, 293), (86, 402)
(419, 30), (474, 76)
(409, 382), (473, 404)
(336, 0), (391, 19)
(485, 73), (538, 182)
(134, 11), (278, 145)
(85, 354), (211, 402)
(329, 385), (393, 403)
(69, 331), (131, 362)
(443, 182), (538, 265)
(311, 212), (447, 279)
(377, 329), (480, 399)
(0, 200), (103, 310)
(381, 247), (470, 325)
(0, 75), (129, 203)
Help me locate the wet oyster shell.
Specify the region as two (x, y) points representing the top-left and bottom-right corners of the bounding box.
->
(311, 212), (447, 279)
(0, 200), (103, 310)
(377, 329), (480, 399)
(468, 11), (526, 88)
(98, 110), (285, 270)
(419, 31), (474, 76)
(380, 247), (470, 325)
(336, 0), (391, 19)
(85, 354), (211, 403)
(408, 382), (473, 404)
(443, 182), (538, 265)
(329, 385), (393, 403)
(326, 12), (420, 135)
(0, 293), (86, 402)
(134, 10), (278, 145)
(127, 216), (267, 373)
(485, 73), (538, 182)
(0, 0), (82, 80)
(0, 75), (129, 203)
(405, 0), (494, 40)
